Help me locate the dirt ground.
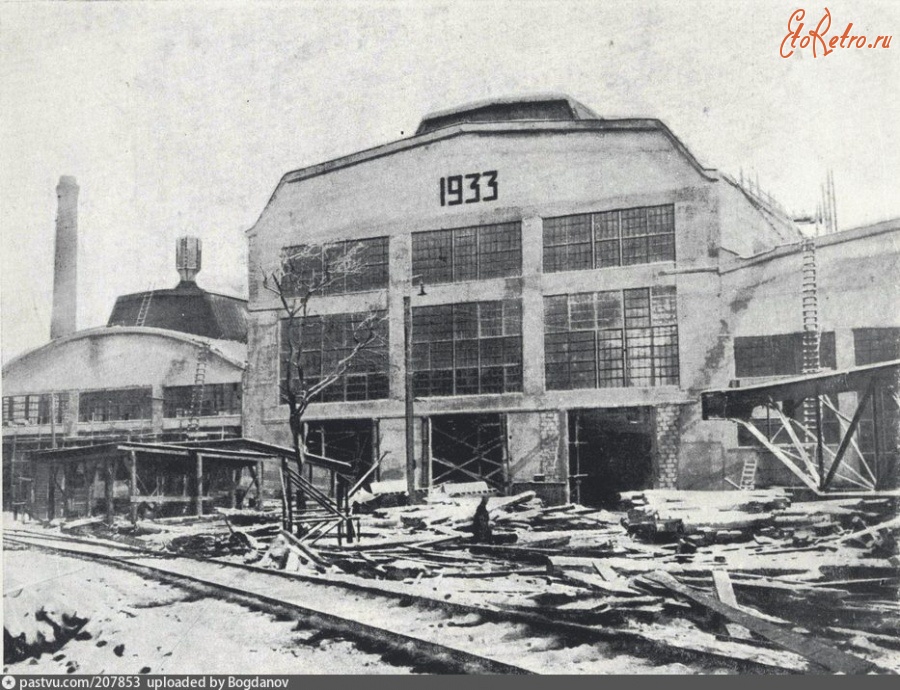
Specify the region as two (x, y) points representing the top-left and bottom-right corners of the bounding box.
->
(2, 548), (413, 675)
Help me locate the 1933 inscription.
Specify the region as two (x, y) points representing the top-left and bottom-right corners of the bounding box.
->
(439, 171), (498, 206)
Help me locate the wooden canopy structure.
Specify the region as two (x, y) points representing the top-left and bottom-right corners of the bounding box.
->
(701, 359), (900, 492)
(28, 436), (368, 544)
(29, 441), (272, 522)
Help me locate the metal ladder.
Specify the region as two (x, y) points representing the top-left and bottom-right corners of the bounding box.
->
(135, 287), (154, 327)
(737, 456), (759, 490)
(800, 237), (821, 426)
(186, 342), (211, 433)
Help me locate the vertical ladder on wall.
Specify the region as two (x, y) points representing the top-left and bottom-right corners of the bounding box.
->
(186, 342), (211, 434)
(135, 286), (154, 327)
(800, 237), (821, 427)
(735, 240), (819, 492)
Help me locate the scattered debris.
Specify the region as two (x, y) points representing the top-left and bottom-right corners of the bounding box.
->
(17, 485), (900, 674)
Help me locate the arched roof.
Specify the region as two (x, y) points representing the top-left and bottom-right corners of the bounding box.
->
(2, 326), (247, 377)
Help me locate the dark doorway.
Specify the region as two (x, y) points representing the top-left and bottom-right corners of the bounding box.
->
(568, 407), (654, 507)
(305, 419), (377, 492)
(430, 413), (507, 492)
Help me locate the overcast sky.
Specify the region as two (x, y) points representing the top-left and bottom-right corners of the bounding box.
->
(2, 0), (898, 363)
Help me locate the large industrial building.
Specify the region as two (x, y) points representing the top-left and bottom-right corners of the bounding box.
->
(243, 94), (898, 505)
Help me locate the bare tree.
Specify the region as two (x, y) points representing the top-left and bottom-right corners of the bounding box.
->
(263, 243), (385, 521)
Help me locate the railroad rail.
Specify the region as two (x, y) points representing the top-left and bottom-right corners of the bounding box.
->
(4, 528), (804, 674)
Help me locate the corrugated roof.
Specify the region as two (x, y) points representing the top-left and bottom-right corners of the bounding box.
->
(107, 282), (247, 342)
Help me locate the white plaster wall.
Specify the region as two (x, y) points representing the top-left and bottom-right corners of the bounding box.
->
(2, 329), (244, 394)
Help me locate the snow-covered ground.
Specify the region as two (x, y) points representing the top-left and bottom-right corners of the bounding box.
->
(3, 548), (413, 675)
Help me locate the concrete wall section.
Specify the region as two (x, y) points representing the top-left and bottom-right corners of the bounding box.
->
(2, 328), (245, 394)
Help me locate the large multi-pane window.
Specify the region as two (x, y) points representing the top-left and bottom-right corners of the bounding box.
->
(163, 383), (242, 418)
(734, 332), (836, 378)
(280, 311), (389, 403)
(543, 204), (675, 273)
(79, 388), (152, 422)
(412, 300), (522, 396)
(853, 328), (900, 365)
(412, 222), (521, 284)
(2, 393), (68, 426)
(544, 286), (679, 389)
(281, 237), (389, 296)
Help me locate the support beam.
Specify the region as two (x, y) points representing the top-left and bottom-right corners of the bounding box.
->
(280, 456), (291, 531)
(105, 458), (114, 524)
(195, 452), (204, 516)
(871, 387), (881, 488)
(48, 463), (57, 520)
(732, 419), (819, 491)
(814, 396), (824, 490)
(255, 461), (264, 509)
(129, 450), (138, 523)
(823, 382), (874, 490)
(770, 404), (818, 481)
(821, 395), (877, 486)
(86, 461), (96, 518)
(403, 294), (418, 503)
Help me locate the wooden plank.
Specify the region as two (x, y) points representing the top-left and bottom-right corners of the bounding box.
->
(128, 495), (212, 504)
(488, 491), (537, 514)
(591, 561), (620, 583)
(832, 514), (900, 544)
(280, 529), (328, 567)
(645, 571), (885, 674)
(712, 570), (738, 607)
(712, 570), (752, 640)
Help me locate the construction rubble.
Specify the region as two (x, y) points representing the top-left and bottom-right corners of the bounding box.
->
(36, 485), (899, 674)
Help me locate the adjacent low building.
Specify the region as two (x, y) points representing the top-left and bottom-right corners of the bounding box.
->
(1, 198), (249, 515)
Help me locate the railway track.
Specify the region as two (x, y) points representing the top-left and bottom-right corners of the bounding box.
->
(3, 528), (801, 674)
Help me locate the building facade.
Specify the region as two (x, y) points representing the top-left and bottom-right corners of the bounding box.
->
(244, 95), (898, 504)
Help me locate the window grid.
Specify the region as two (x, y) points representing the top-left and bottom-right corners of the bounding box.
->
(282, 236), (389, 297)
(281, 311), (389, 404)
(412, 300), (523, 397)
(543, 204), (675, 273)
(412, 222), (522, 284)
(544, 287), (679, 390)
(2, 393), (69, 426)
(163, 383), (242, 418)
(853, 328), (900, 366)
(735, 332), (837, 378)
(79, 388), (152, 422)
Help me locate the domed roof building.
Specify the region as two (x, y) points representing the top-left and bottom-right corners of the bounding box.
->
(1, 181), (250, 516)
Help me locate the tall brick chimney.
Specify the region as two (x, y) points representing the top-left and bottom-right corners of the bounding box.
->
(50, 175), (78, 340)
